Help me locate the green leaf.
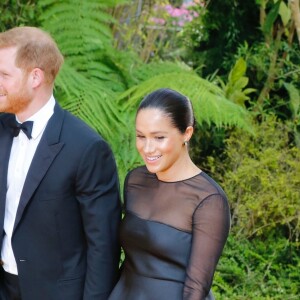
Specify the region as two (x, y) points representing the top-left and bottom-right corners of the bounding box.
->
(283, 83), (300, 118)
(278, 1), (291, 27)
(262, 0), (281, 35)
(228, 58), (247, 84)
(232, 77), (249, 91)
(243, 88), (257, 95)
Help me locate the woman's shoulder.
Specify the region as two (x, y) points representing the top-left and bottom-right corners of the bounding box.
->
(125, 165), (156, 185)
(127, 165), (148, 175)
(195, 171), (228, 202)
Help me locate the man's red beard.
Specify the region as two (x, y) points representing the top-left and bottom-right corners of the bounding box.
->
(0, 76), (32, 115)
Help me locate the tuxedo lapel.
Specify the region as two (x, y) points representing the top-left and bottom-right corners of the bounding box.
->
(0, 115), (14, 232)
(13, 104), (65, 232)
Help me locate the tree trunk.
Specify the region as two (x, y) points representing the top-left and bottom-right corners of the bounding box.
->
(290, 0), (300, 46)
(256, 25), (285, 110)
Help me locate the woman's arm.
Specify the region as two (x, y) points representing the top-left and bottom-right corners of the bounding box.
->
(183, 194), (230, 299)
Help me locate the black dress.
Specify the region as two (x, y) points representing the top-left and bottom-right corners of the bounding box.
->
(109, 166), (230, 300)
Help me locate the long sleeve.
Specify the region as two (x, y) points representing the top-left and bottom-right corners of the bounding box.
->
(75, 139), (121, 299)
(183, 194), (230, 300)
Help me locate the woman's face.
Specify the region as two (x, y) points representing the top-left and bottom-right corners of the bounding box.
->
(136, 108), (189, 181)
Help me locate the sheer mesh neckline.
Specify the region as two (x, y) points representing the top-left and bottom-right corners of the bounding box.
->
(124, 166), (229, 233)
(120, 165), (231, 300)
(155, 170), (202, 183)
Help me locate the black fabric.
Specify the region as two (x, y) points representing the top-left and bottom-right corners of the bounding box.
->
(109, 166), (230, 300)
(0, 268), (22, 300)
(0, 104), (121, 300)
(9, 119), (33, 139)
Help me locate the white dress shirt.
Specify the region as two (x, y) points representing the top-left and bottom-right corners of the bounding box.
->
(1, 95), (55, 274)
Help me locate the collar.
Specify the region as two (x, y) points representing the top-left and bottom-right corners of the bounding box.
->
(16, 95), (55, 140)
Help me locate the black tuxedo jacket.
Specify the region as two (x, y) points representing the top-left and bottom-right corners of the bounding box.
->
(0, 104), (121, 300)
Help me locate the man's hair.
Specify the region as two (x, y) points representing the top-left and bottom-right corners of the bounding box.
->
(0, 26), (64, 84)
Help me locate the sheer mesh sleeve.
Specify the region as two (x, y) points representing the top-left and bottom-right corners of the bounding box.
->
(183, 194), (230, 299)
(123, 166), (230, 299)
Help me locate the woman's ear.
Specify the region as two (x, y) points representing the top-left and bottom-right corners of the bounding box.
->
(184, 126), (194, 143)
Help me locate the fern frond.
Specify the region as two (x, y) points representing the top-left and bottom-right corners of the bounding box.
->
(55, 63), (125, 139)
(55, 62), (134, 185)
(39, 0), (133, 90)
(38, 0), (122, 57)
(117, 72), (252, 131)
(132, 60), (193, 84)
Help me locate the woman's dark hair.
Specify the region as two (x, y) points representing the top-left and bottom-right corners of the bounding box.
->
(137, 88), (195, 133)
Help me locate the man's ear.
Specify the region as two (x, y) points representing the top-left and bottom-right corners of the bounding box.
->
(30, 68), (45, 88)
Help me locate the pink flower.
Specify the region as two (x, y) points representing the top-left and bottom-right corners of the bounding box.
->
(149, 17), (166, 25)
(157, 18), (166, 25)
(170, 8), (181, 17)
(164, 5), (173, 14)
(185, 15), (193, 22)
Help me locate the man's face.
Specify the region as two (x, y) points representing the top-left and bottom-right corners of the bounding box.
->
(0, 47), (33, 115)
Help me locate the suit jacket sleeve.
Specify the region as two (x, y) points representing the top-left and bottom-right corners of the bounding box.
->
(75, 138), (121, 300)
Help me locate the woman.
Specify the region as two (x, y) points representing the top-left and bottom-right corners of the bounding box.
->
(109, 88), (230, 300)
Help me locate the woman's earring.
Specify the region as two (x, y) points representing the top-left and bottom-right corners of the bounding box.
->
(183, 141), (188, 146)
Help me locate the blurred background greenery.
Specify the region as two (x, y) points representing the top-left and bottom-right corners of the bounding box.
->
(1, 0), (299, 298)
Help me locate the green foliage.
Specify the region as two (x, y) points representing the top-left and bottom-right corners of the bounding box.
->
(278, 0), (291, 27)
(235, 42), (272, 86)
(117, 70), (252, 130)
(262, 0), (292, 36)
(35, 0), (133, 183)
(178, 3), (207, 51)
(1, 2), (299, 298)
(284, 83), (300, 119)
(284, 83), (300, 147)
(189, 123), (227, 170)
(262, 0), (282, 36)
(131, 60), (192, 83)
(180, 0), (300, 145)
(40, 6), (130, 128)
(28, 0), (254, 187)
(233, 39), (300, 145)
(0, 0), (40, 31)
(213, 235), (300, 299)
(216, 58), (256, 107)
(208, 115), (300, 239)
(114, 61), (254, 182)
(183, 0), (261, 76)
(39, 0), (126, 87)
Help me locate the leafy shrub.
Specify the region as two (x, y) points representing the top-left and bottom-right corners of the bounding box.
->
(206, 115), (300, 239)
(0, 0), (40, 31)
(213, 235), (299, 299)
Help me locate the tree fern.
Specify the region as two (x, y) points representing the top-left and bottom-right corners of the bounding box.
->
(55, 64), (124, 139)
(38, 0), (129, 132)
(114, 65), (253, 182)
(38, 0), (125, 78)
(36, 0), (253, 184)
(117, 71), (252, 130)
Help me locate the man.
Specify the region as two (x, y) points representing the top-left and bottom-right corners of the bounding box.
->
(0, 26), (121, 300)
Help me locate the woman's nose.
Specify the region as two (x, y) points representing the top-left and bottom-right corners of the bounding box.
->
(143, 139), (155, 153)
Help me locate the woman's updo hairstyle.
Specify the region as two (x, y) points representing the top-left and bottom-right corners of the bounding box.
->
(137, 88), (195, 134)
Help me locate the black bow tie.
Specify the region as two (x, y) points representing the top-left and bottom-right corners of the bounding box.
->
(10, 119), (34, 139)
